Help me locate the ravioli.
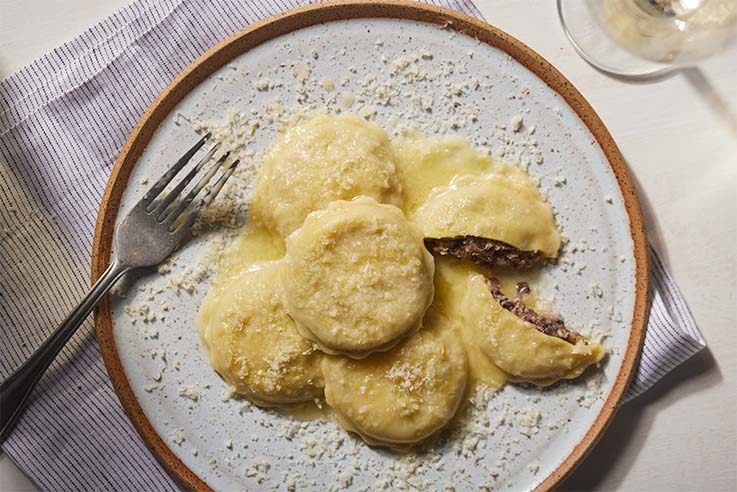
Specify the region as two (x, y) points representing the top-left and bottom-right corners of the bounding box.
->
(413, 172), (561, 258)
(198, 261), (323, 406)
(198, 114), (607, 448)
(321, 327), (467, 446)
(461, 273), (605, 385)
(248, 114), (403, 237)
(281, 197), (435, 358)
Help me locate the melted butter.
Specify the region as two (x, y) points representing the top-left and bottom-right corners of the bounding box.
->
(199, 115), (602, 447)
(394, 132), (492, 216)
(199, 221), (285, 331)
(217, 221), (284, 280)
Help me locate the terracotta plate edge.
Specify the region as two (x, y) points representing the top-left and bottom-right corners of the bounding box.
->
(91, 2), (650, 491)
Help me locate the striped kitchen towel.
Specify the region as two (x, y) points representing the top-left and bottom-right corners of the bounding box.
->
(0, 0), (705, 490)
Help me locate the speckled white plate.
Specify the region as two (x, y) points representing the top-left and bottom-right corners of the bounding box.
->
(92, 3), (648, 491)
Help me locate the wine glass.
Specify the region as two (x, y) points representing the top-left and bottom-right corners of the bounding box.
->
(558, 0), (737, 79)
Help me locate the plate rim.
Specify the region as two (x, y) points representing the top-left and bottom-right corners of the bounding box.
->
(91, 1), (650, 490)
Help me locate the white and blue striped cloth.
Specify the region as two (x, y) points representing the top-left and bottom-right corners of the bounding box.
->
(0, 0), (705, 490)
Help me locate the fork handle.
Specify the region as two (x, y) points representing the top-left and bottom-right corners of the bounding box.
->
(0, 257), (129, 443)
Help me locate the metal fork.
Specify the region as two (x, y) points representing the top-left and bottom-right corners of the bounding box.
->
(0, 133), (238, 443)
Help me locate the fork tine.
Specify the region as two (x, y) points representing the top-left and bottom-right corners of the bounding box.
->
(142, 132), (211, 210)
(202, 159), (239, 207)
(153, 142), (221, 220)
(169, 159), (240, 234)
(169, 159), (240, 233)
(164, 152), (230, 227)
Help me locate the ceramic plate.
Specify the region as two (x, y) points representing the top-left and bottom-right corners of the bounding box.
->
(92, 3), (648, 491)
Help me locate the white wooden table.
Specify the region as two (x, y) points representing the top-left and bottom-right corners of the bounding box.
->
(1, 1), (735, 490)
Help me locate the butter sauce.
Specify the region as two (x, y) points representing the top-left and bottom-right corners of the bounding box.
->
(197, 114), (604, 447)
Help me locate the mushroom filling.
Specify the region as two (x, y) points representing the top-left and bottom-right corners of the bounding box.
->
(424, 235), (545, 270)
(483, 274), (584, 345)
(425, 235), (586, 345)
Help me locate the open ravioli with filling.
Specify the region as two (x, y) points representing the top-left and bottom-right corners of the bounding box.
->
(461, 273), (605, 385)
(413, 171), (560, 258)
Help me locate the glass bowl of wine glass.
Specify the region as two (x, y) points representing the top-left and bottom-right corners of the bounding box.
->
(558, 0), (737, 79)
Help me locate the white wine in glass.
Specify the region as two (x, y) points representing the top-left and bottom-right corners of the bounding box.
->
(559, 0), (737, 77)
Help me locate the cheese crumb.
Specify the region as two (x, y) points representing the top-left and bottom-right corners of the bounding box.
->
(358, 105), (376, 119)
(339, 92), (355, 108)
(178, 386), (199, 401)
(320, 77), (335, 91)
(292, 63), (311, 82)
(171, 429), (185, 445)
(511, 114), (523, 132)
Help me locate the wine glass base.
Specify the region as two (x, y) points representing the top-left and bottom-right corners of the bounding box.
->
(557, 0), (677, 81)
